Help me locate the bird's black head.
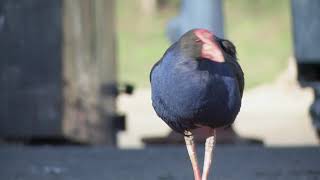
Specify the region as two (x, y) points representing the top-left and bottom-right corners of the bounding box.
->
(178, 30), (203, 59)
(178, 29), (237, 62)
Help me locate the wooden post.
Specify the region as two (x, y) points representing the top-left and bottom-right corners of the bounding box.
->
(62, 0), (117, 145)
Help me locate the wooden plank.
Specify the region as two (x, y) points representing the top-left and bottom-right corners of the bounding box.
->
(62, 0), (116, 145)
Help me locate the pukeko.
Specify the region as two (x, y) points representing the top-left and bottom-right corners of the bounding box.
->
(150, 29), (244, 180)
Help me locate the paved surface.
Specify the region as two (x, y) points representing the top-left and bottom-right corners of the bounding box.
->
(0, 145), (320, 180)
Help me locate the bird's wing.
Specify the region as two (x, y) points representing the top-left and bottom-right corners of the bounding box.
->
(217, 38), (244, 97)
(228, 60), (244, 98)
(150, 42), (177, 82)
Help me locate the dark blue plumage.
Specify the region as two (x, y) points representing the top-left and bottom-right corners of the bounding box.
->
(150, 29), (244, 135)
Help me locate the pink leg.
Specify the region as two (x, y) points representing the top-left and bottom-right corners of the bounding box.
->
(202, 128), (216, 180)
(184, 131), (201, 180)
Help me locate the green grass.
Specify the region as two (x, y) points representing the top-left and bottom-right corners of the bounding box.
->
(116, 0), (173, 88)
(225, 0), (292, 89)
(116, 0), (292, 89)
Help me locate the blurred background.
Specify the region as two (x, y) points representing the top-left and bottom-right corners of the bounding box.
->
(1, 0), (320, 179)
(117, 0), (319, 148)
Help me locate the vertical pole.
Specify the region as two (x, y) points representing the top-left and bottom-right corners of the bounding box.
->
(94, 0), (117, 146)
(167, 0), (224, 42)
(62, 0), (117, 145)
(291, 0), (320, 140)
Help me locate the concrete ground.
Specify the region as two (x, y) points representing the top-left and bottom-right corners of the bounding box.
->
(117, 59), (319, 148)
(0, 145), (319, 180)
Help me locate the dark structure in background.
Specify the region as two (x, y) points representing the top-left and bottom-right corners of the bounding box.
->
(291, 0), (320, 138)
(0, 0), (131, 145)
(0, 1), (63, 140)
